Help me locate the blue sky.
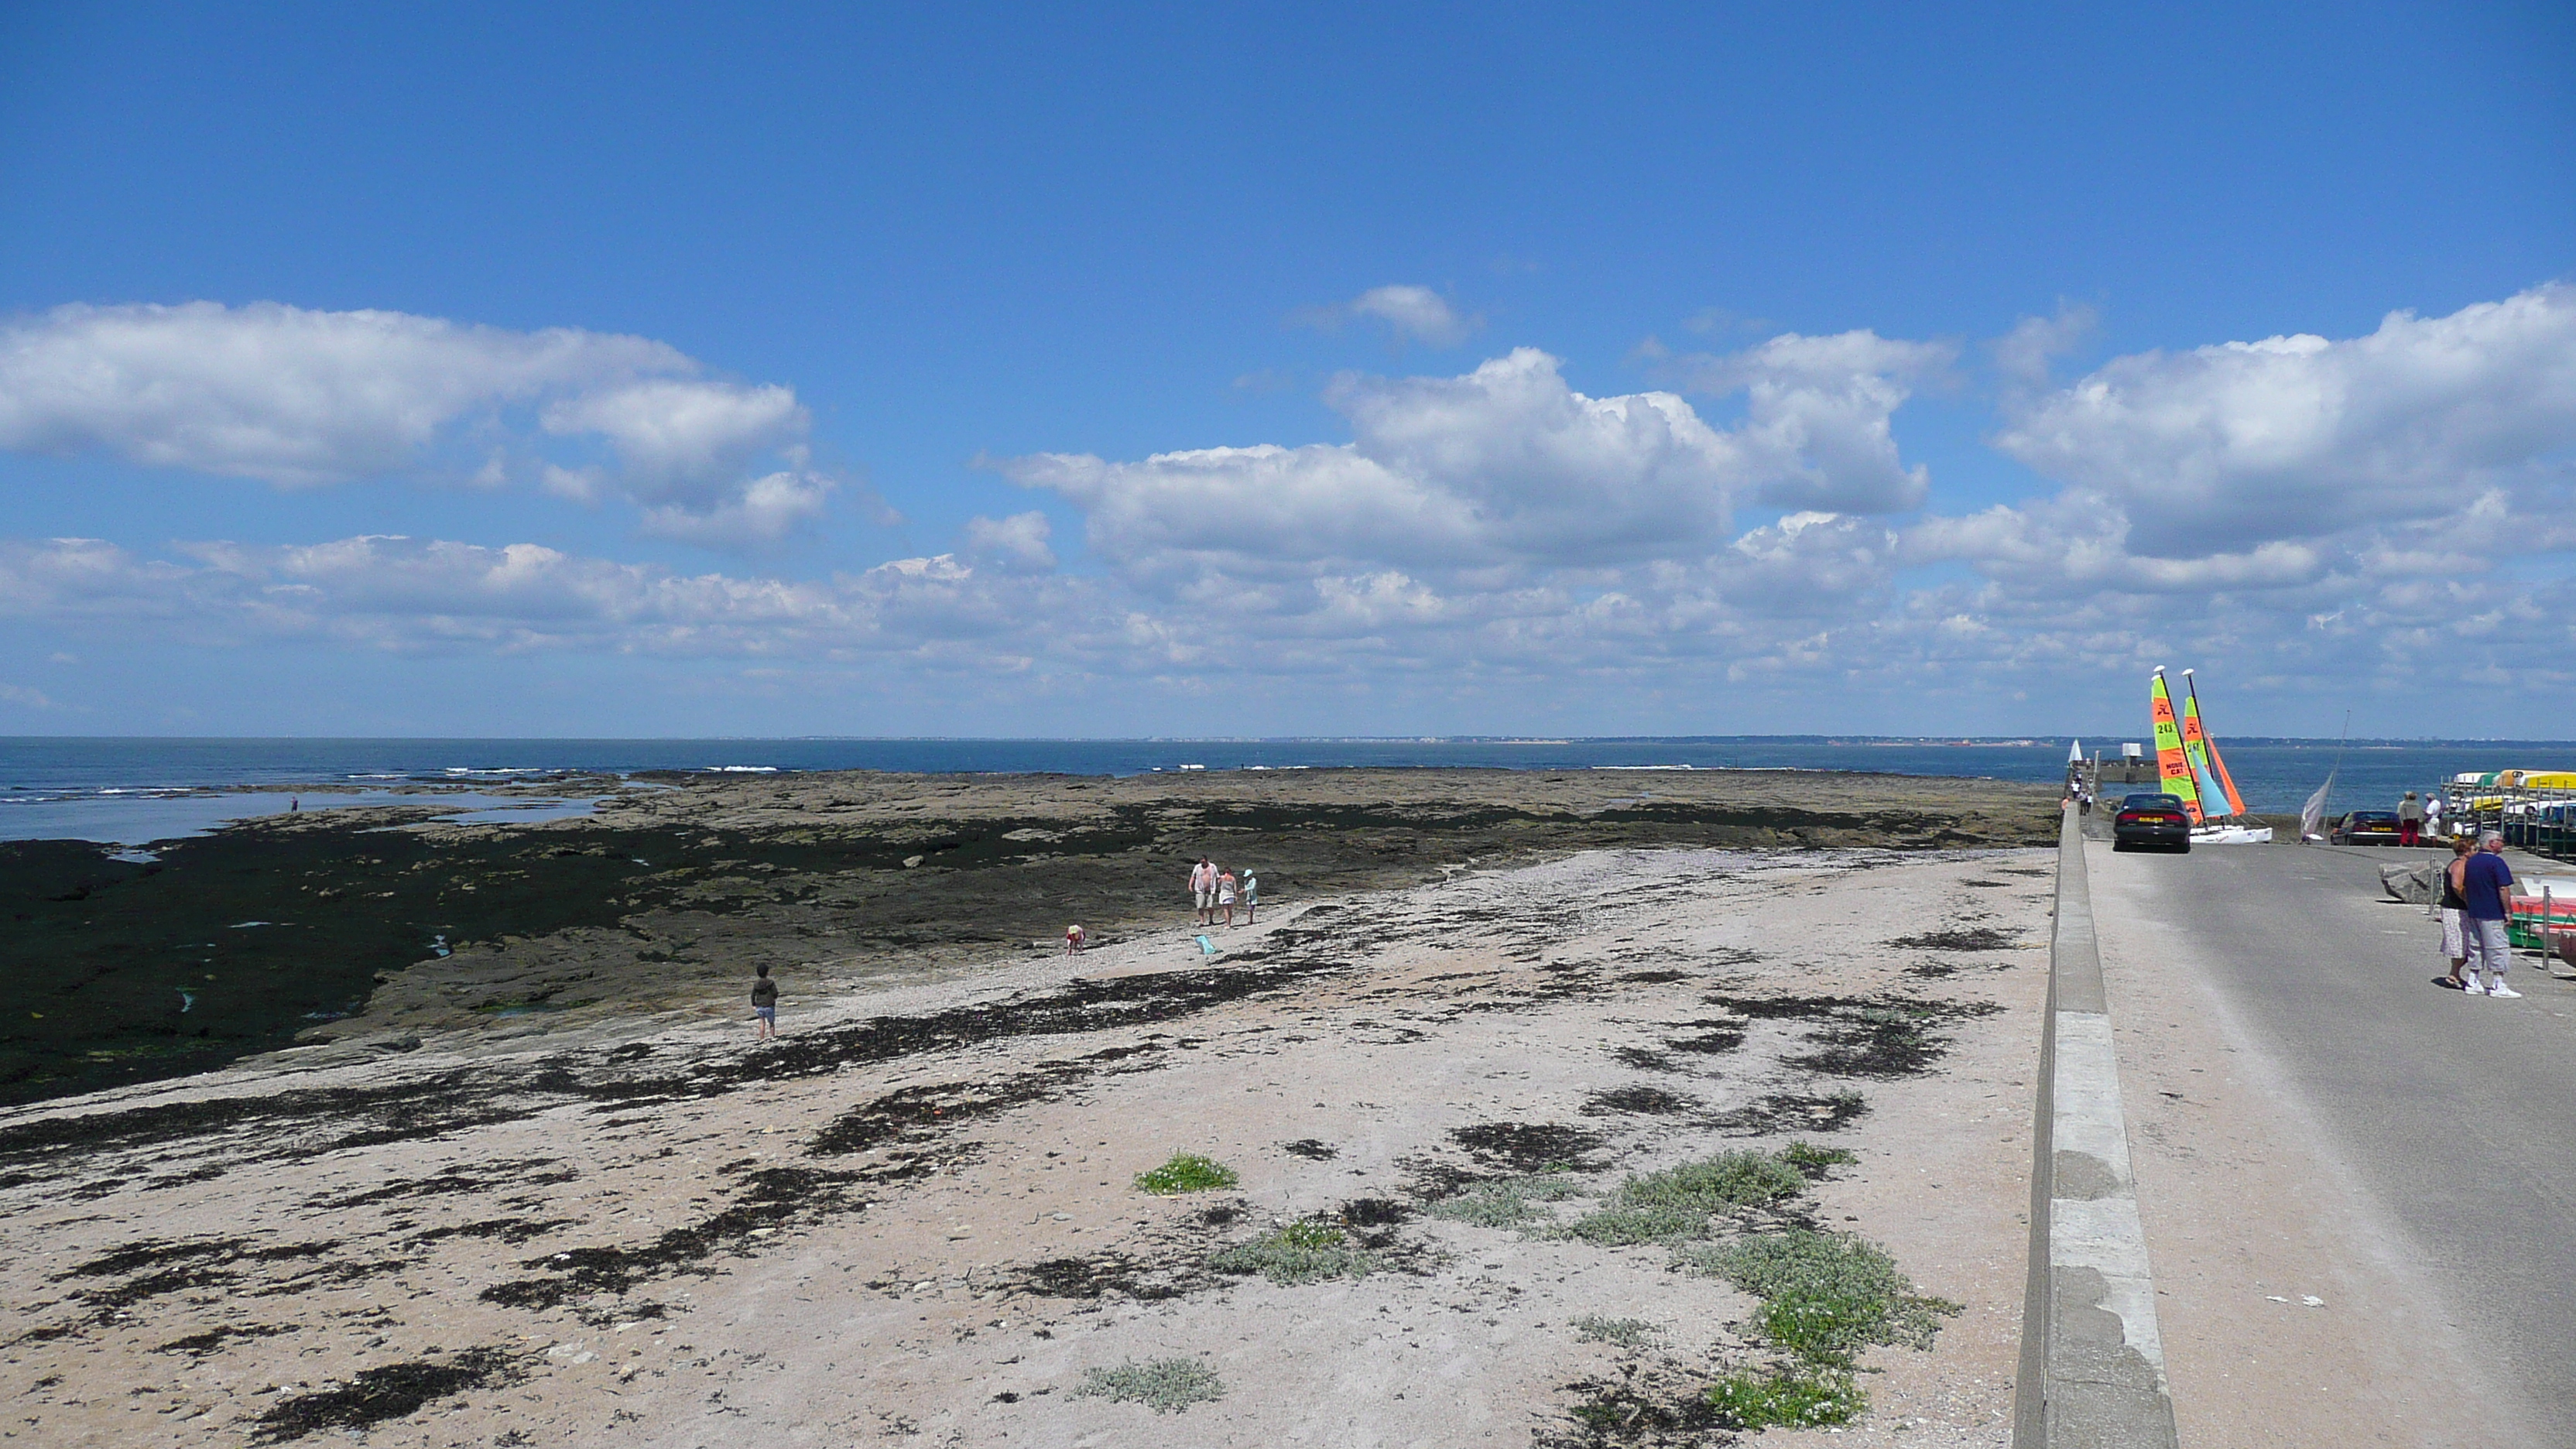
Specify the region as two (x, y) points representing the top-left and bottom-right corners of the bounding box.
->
(2, 2), (2571, 738)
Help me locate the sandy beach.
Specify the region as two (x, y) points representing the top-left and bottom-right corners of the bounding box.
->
(2, 770), (2057, 1447)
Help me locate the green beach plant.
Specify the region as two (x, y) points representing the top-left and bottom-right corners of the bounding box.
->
(1684, 1228), (1960, 1357)
(1132, 1153), (1238, 1195)
(1422, 1171), (1588, 1228)
(1704, 1364), (1866, 1429)
(1208, 1217), (1378, 1285)
(1571, 1314), (1659, 1348)
(1560, 1148), (1810, 1245)
(1073, 1358), (1225, 1413)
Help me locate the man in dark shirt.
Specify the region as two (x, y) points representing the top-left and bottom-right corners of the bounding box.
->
(2461, 833), (2518, 999)
(752, 963), (780, 1040)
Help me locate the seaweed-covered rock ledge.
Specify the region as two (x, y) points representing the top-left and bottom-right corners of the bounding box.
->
(0, 766), (2054, 1105)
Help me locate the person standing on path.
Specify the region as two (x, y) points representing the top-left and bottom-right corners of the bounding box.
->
(2425, 790), (2445, 840)
(1239, 868), (1258, 925)
(751, 963), (779, 1040)
(2440, 835), (2475, 989)
(2398, 791), (2424, 847)
(1190, 857), (1216, 926)
(2461, 831), (2519, 999)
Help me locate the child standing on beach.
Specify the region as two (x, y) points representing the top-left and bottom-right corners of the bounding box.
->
(1218, 868), (1238, 927)
(1240, 868), (1258, 925)
(751, 964), (779, 1041)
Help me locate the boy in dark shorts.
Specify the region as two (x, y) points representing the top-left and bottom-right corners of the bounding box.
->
(752, 963), (779, 1040)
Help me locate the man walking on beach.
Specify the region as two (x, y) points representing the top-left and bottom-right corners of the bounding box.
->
(1190, 857), (1216, 926)
(2461, 831), (2518, 999)
(751, 963), (779, 1040)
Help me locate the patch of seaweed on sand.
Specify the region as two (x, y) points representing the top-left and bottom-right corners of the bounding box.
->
(1884, 927), (2021, 952)
(479, 1164), (866, 1310)
(994, 1252), (1207, 1302)
(1704, 993), (2001, 1081)
(1583, 1087), (1698, 1117)
(157, 1322), (294, 1356)
(1540, 1360), (1735, 1448)
(251, 1347), (522, 1444)
(1451, 1122), (1610, 1174)
(1663, 1019), (1749, 1055)
(308, 1157), (575, 1210)
(56, 1236), (345, 1324)
(1708, 1090), (1872, 1136)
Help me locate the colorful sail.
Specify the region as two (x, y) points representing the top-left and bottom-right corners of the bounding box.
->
(2204, 735), (2249, 817)
(2182, 671), (2249, 817)
(2150, 670), (2202, 823)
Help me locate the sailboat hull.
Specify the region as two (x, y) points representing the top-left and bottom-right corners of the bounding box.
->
(2191, 824), (2273, 844)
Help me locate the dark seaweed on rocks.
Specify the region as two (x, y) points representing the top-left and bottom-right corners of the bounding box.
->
(252, 1347), (520, 1443)
(1282, 1139), (1338, 1160)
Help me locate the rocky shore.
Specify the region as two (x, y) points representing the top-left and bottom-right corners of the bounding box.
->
(1, 768), (2055, 1104)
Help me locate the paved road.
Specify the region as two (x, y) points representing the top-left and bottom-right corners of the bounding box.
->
(2098, 834), (2576, 1440)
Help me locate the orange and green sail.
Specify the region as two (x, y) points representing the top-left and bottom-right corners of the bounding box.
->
(2150, 670), (2203, 823)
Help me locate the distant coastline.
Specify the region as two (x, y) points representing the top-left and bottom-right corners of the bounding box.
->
(6, 735), (2571, 842)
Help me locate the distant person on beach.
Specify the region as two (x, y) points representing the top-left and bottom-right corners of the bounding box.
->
(1239, 868), (1258, 925)
(751, 963), (779, 1040)
(2398, 792), (2424, 846)
(2439, 836), (2474, 989)
(1064, 923), (1085, 954)
(1218, 868), (1238, 927)
(1190, 857), (1215, 925)
(2461, 832), (2517, 999)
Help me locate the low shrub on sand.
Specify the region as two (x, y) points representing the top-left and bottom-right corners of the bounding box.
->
(1133, 1153), (1239, 1195)
(1422, 1172), (1588, 1228)
(1704, 1365), (1866, 1429)
(1684, 1228), (1961, 1360)
(1571, 1315), (1659, 1348)
(1074, 1358), (1225, 1413)
(1560, 1149), (1810, 1245)
(1208, 1218), (1377, 1284)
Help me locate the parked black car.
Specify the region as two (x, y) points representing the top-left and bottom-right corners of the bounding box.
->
(2112, 793), (2191, 852)
(2332, 810), (2403, 846)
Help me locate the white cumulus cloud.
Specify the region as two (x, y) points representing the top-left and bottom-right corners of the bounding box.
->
(1341, 285), (1478, 348)
(1666, 329), (1955, 513)
(0, 301), (849, 546)
(1002, 348), (1747, 580)
(1992, 282), (2576, 555)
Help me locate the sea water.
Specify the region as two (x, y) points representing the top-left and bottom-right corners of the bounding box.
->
(3, 735), (2567, 844)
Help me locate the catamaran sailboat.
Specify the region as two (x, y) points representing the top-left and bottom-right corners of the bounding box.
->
(2150, 666), (2273, 844)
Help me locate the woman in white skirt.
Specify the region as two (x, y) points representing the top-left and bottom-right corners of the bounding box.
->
(2441, 835), (2473, 990)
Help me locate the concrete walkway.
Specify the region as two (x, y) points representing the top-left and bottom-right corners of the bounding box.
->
(2086, 838), (2566, 1447)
